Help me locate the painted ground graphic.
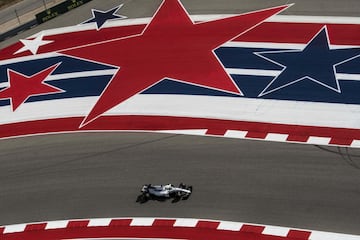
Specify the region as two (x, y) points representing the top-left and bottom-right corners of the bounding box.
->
(0, 0), (359, 146)
(2, 217), (360, 240)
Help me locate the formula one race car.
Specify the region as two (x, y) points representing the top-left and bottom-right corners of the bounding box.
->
(136, 183), (192, 203)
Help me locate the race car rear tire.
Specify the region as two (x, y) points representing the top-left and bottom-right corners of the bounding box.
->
(136, 193), (149, 203)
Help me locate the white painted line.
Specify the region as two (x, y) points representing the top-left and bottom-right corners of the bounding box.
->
(337, 73), (360, 81)
(222, 41), (304, 49)
(262, 225), (290, 237)
(130, 218), (155, 226)
(87, 218), (112, 227)
(195, 14), (360, 25)
(224, 130), (248, 139)
(226, 68), (280, 77)
(265, 133), (289, 142)
(156, 129), (207, 135)
(217, 221), (243, 231)
(45, 220), (69, 230)
(47, 69), (117, 81)
(225, 68), (360, 81)
(222, 41), (360, 50)
(3, 224), (26, 233)
(310, 231), (360, 240)
(267, 15), (360, 24)
(307, 136), (331, 145)
(173, 218), (198, 227)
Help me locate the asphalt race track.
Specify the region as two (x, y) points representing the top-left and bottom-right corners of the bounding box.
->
(1, 133), (360, 234)
(0, 0), (360, 236)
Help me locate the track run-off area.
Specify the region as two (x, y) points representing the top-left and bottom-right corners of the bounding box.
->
(0, 0), (360, 239)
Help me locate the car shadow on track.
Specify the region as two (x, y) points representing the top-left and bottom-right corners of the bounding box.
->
(136, 194), (190, 204)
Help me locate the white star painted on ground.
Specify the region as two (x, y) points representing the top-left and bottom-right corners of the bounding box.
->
(15, 34), (53, 55)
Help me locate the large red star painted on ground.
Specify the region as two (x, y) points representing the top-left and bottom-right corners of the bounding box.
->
(0, 63), (63, 111)
(62, 0), (289, 126)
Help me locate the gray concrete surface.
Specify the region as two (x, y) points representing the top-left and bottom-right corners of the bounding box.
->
(0, 0), (58, 24)
(0, 0), (64, 34)
(1, 0), (360, 49)
(0, 133), (360, 235)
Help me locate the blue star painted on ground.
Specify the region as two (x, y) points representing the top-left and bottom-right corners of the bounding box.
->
(255, 26), (360, 97)
(82, 5), (127, 30)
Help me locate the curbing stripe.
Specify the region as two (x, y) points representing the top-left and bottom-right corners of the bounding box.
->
(0, 218), (359, 239)
(196, 220), (220, 229)
(265, 133), (290, 142)
(307, 136), (332, 145)
(351, 140), (360, 148)
(240, 224), (266, 233)
(88, 218), (112, 227)
(171, 128), (360, 147)
(153, 219), (177, 227)
(173, 218), (198, 227)
(25, 223), (47, 231)
(0, 114), (358, 148)
(109, 218), (132, 226)
(224, 130), (248, 139)
(263, 225), (291, 237)
(3, 223), (26, 233)
(45, 220), (68, 230)
(67, 220), (89, 228)
(287, 229), (312, 239)
(130, 217), (155, 226)
(310, 231), (360, 240)
(217, 221), (244, 231)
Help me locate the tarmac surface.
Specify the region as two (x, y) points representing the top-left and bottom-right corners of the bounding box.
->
(0, 0), (64, 35)
(0, 0), (62, 25)
(0, 0), (360, 236)
(1, 0), (360, 48)
(0, 133), (360, 235)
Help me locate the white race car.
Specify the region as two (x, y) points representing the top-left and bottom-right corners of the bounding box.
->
(137, 183), (192, 203)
